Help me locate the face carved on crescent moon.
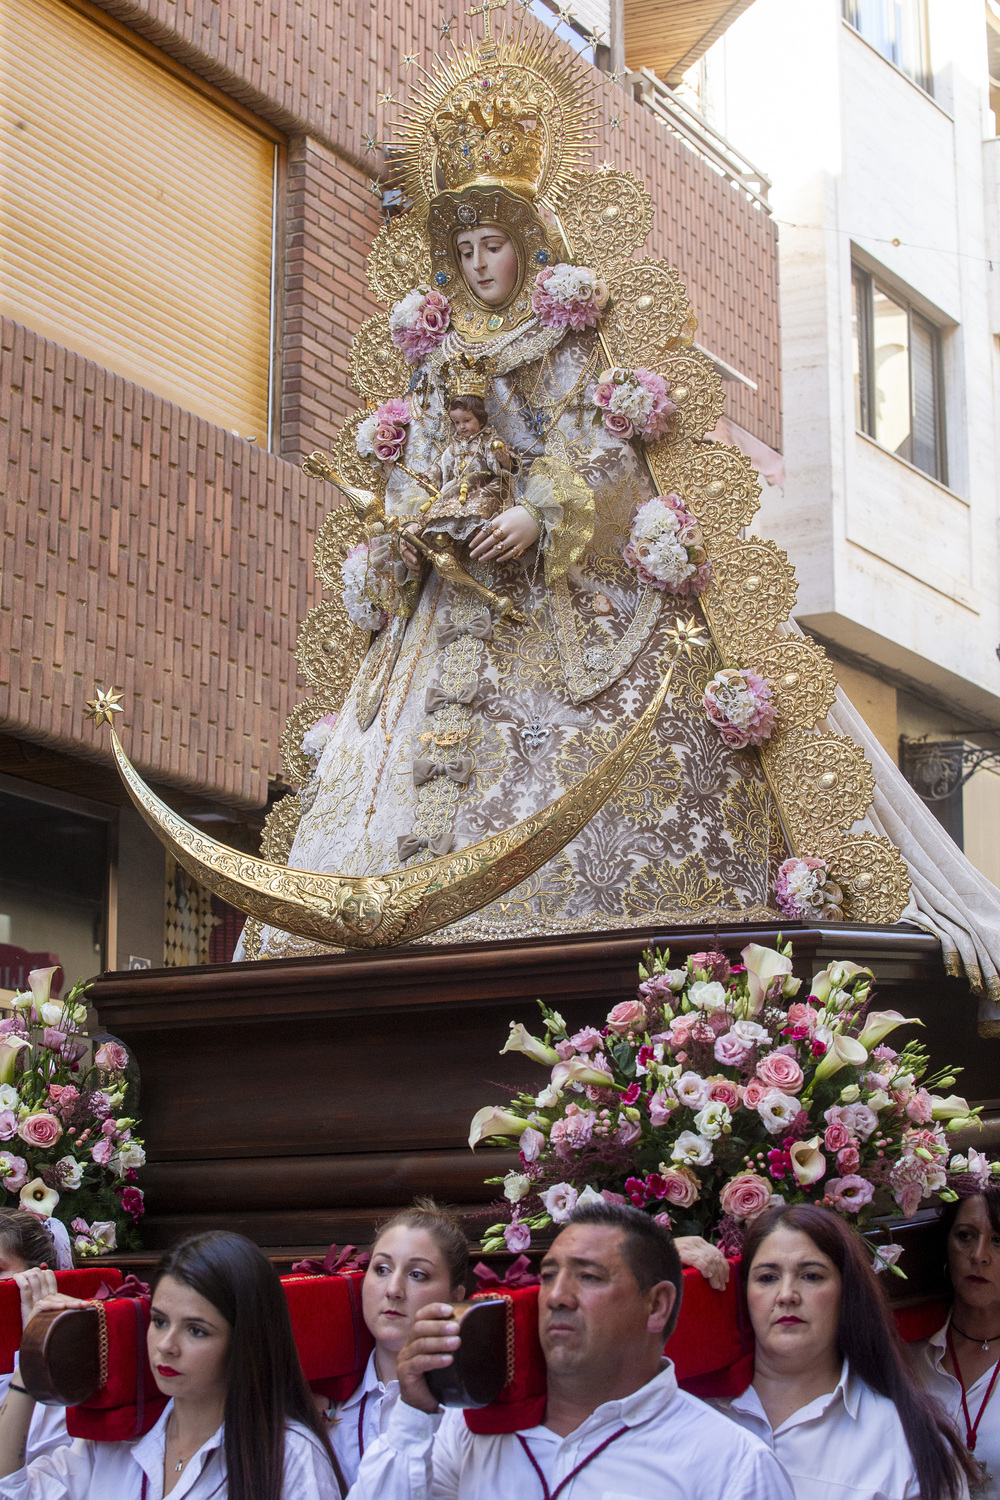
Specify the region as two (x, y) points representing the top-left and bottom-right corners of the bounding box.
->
(455, 224), (521, 307)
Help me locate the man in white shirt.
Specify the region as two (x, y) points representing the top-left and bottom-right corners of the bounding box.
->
(347, 1201), (793, 1500)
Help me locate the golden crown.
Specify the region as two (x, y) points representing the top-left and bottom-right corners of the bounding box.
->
(390, 10), (598, 214)
(443, 352), (494, 399)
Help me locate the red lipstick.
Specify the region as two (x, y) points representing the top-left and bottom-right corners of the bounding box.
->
(156, 1365), (181, 1377)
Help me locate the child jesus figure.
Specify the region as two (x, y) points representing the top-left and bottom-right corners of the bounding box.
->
(417, 394), (516, 545)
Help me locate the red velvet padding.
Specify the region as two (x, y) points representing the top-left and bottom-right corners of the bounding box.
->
(893, 1297), (949, 1344)
(66, 1296), (167, 1442)
(0, 1269), (123, 1376)
(282, 1272), (375, 1402)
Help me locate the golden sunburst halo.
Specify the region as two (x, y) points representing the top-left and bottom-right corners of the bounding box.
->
(85, 686), (125, 728)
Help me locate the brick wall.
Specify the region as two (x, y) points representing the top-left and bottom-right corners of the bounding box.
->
(0, 0), (780, 807)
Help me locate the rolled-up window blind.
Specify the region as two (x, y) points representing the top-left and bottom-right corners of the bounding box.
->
(0, 0), (278, 439)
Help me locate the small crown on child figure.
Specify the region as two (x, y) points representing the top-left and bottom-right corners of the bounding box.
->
(444, 352), (494, 400)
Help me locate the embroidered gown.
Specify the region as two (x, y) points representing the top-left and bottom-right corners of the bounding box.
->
(251, 318), (783, 958)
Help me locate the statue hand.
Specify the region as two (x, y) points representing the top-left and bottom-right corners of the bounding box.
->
(369, 533), (394, 570)
(400, 522), (423, 572)
(468, 505), (540, 563)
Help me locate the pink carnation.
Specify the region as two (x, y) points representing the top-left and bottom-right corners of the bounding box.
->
(634, 368), (675, 440)
(550, 1104), (596, 1157)
(569, 1027), (603, 1054)
(720, 1172), (772, 1222)
(756, 1052), (804, 1095)
(827, 1175), (874, 1213)
(905, 1088), (934, 1124)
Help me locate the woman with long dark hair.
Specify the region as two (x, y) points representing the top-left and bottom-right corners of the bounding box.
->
(323, 1198), (469, 1487)
(912, 1188), (1000, 1497)
(709, 1203), (974, 1500)
(0, 1229), (346, 1499)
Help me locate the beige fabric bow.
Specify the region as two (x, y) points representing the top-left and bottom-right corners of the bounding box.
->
(425, 679), (477, 712)
(437, 611), (492, 646)
(397, 831), (455, 861)
(412, 755), (474, 787)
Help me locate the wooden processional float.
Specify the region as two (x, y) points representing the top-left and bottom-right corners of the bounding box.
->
(11, 1266), (947, 1440)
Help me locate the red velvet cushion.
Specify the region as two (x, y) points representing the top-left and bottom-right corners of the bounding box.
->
(281, 1272), (374, 1401)
(893, 1297), (949, 1344)
(0, 1268), (123, 1376)
(66, 1296), (167, 1442)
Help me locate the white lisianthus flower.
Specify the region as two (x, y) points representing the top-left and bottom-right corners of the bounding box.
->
(866, 1089), (891, 1112)
(758, 1090), (801, 1135)
(693, 1101), (732, 1140)
(39, 1003), (64, 1027)
(0, 1086), (17, 1112)
(688, 981), (728, 1013)
(675, 1072), (713, 1109)
(503, 1171), (532, 1203)
(114, 1141), (146, 1171)
(541, 1182), (579, 1223)
(58, 1155), (84, 1189)
(670, 1130), (714, 1167)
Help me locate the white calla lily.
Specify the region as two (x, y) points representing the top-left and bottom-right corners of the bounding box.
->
(500, 1023), (559, 1066)
(789, 1136), (826, 1186)
(855, 1010), (921, 1052)
(469, 1106), (531, 1149)
(741, 944), (800, 1014)
(812, 1034), (868, 1081)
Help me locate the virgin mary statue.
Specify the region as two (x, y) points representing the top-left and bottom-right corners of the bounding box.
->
(222, 10), (910, 960)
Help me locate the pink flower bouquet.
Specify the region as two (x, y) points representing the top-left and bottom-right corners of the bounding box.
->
(775, 857), (845, 921)
(623, 494), (712, 595)
(702, 667), (776, 749)
(355, 398), (412, 464)
(388, 286), (451, 363)
(592, 367), (675, 441)
(531, 263), (608, 331)
(0, 967), (144, 1254)
(472, 939), (977, 1258)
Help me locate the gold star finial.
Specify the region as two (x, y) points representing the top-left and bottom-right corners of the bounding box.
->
(588, 26), (606, 46)
(363, 132), (380, 153)
(439, 14), (456, 36)
(377, 90), (398, 106)
(607, 67), (626, 85)
(369, 179), (382, 196)
(85, 686), (125, 729)
(609, 114), (622, 130)
(402, 51), (419, 68)
(665, 617), (708, 658)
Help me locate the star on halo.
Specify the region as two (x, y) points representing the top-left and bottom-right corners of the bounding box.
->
(439, 15), (456, 36)
(555, 2), (575, 23)
(606, 67), (626, 85)
(368, 179), (383, 196)
(363, 133), (381, 153)
(609, 114), (623, 129)
(597, 158), (614, 172)
(402, 51), (419, 68)
(377, 90), (398, 106)
(588, 26), (606, 46)
(665, 618), (708, 658)
(85, 686), (125, 729)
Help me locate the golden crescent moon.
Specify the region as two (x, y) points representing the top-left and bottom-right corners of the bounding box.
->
(101, 636), (698, 949)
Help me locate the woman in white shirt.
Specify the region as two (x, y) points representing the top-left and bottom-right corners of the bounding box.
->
(0, 1228), (346, 1500)
(326, 1199), (469, 1487)
(912, 1190), (1000, 1498)
(711, 1203), (974, 1500)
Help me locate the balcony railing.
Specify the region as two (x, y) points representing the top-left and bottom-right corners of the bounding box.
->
(627, 68), (772, 213)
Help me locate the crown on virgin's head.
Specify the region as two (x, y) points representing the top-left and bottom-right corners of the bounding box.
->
(431, 85), (547, 200)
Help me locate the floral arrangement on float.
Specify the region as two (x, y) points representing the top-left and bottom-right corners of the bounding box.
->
(340, 543), (391, 633)
(532, 263), (608, 330)
(356, 399), (412, 465)
(623, 494), (712, 596)
(593, 367), (675, 441)
(388, 287), (451, 362)
(471, 940), (981, 1267)
(0, 968), (144, 1256)
(702, 668), (776, 750)
(775, 857), (846, 922)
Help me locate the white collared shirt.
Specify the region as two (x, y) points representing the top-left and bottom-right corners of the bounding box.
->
(912, 1316), (1000, 1500)
(330, 1350), (400, 1488)
(0, 1374), (70, 1465)
(0, 1398), (343, 1499)
(347, 1361), (793, 1500)
(710, 1360), (924, 1500)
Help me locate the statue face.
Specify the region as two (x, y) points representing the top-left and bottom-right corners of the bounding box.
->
(455, 225), (520, 306)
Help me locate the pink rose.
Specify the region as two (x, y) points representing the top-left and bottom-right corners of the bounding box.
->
(18, 1113), (62, 1149)
(756, 1052), (804, 1095)
(837, 1145), (860, 1174)
(653, 1212), (672, 1229)
(742, 1079), (769, 1109)
(669, 1016), (697, 1049)
(720, 1173), (773, 1222)
(606, 1000), (646, 1035)
(603, 411), (634, 438)
(504, 1221), (531, 1253)
(905, 1089), (934, 1124)
(648, 1090), (674, 1127)
(593, 381), (615, 409)
(421, 306), (447, 333)
(823, 1122), (852, 1153)
(714, 1032), (750, 1068)
(708, 1078), (741, 1108)
(519, 1127), (545, 1163)
(0, 1113), (17, 1143)
(658, 1167), (699, 1209)
(827, 1175), (874, 1213)
(786, 1003), (819, 1033)
(0, 1154), (27, 1192)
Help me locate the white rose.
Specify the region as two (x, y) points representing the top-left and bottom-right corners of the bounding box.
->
(58, 1156), (83, 1189)
(114, 1141), (146, 1171)
(693, 1101), (732, 1140)
(541, 1182), (579, 1224)
(732, 1020), (770, 1046)
(39, 1003), (64, 1027)
(670, 1130), (714, 1167)
(758, 1090), (801, 1135)
(503, 1172), (531, 1203)
(688, 981), (728, 1013)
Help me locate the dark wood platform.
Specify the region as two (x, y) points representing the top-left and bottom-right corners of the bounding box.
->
(86, 920), (1000, 1251)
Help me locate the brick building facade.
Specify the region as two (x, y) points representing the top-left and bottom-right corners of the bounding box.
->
(1, 0), (781, 979)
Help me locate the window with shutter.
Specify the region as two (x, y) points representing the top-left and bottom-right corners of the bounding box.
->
(0, 0), (280, 442)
